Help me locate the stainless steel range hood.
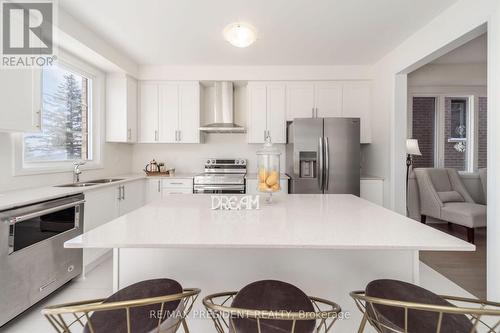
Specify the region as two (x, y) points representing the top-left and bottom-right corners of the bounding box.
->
(199, 81), (246, 133)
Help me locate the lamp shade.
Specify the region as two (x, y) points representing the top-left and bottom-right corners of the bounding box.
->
(406, 139), (422, 156)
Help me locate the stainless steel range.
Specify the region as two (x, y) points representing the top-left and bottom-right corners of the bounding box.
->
(194, 159), (247, 194)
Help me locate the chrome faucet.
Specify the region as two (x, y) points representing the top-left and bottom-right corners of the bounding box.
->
(73, 161), (86, 183)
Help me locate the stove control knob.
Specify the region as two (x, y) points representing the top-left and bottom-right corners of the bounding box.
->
(240, 159), (246, 165)
(211, 159), (216, 164)
(235, 160), (239, 164)
(206, 159), (211, 164)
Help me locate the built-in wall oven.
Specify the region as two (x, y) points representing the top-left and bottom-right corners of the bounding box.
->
(0, 194), (84, 326)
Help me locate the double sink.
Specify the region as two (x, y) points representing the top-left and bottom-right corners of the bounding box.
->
(55, 178), (124, 188)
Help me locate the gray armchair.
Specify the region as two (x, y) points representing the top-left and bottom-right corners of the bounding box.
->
(414, 168), (486, 244)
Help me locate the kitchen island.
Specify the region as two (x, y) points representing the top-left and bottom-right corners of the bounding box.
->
(66, 194), (473, 332)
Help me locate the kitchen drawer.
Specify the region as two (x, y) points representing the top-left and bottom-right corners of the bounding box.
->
(162, 188), (193, 196)
(162, 178), (193, 188)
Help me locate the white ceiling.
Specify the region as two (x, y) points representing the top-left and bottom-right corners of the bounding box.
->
(59, 0), (459, 66)
(431, 33), (487, 65)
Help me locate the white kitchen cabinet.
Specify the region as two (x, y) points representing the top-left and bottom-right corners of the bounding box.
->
(146, 178), (163, 203)
(118, 180), (145, 215)
(139, 81), (200, 143)
(342, 82), (372, 143)
(246, 178), (289, 196)
(286, 81), (372, 143)
(314, 82), (342, 118)
(178, 83), (200, 143)
(286, 83), (315, 120)
(247, 82), (286, 144)
(138, 82), (159, 143)
(162, 178), (193, 196)
(360, 178), (384, 206)
(106, 74), (138, 143)
(0, 68), (42, 132)
(158, 83), (179, 143)
(83, 180), (145, 270)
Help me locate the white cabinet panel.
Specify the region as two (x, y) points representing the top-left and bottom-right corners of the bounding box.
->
(286, 83), (315, 120)
(138, 82), (159, 143)
(146, 178), (162, 203)
(158, 83), (179, 143)
(247, 84), (268, 143)
(0, 68), (41, 132)
(315, 82), (342, 118)
(139, 81), (200, 144)
(343, 82), (371, 143)
(360, 179), (383, 206)
(126, 78), (138, 142)
(162, 178), (193, 188)
(178, 83), (200, 143)
(267, 84), (286, 144)
(106, 74), (137, 143)
(119, 180), (145, 215)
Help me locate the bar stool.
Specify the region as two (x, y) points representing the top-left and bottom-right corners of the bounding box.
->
(350, 279), (500, 333)
(203, 280), (341, 333)
(42, 278), (200, 333)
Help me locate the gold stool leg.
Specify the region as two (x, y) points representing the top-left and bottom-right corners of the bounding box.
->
(181, 318), (189, 333)
(357, 313), (368, 333)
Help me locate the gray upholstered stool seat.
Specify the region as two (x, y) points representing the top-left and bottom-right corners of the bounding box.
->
(365, 279), (472, 333)
(83, 278), (183, 333)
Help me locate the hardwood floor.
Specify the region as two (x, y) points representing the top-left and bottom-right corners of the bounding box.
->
(420, 223), (486, 299)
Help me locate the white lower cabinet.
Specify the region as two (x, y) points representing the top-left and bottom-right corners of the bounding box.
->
(83, 180), (145, 270)
(360, 179), (384, 206)
(145, 178), (193, 202)
(245, 178), (289, 196)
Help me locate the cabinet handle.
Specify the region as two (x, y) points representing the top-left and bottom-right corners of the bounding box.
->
(122, 185), (126, 200)
(178, 130), (181, 142)
(157, 180), (161, 192)
(316, 108), (319, 118)
(118, 186), (122, 200)
(127, 128), (132, 140)
(312, 107), (315, 118)
(154, 130), (158, 141)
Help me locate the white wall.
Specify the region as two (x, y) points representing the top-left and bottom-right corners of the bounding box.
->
(362, 0), (500, 299)
(408, 63), (486, 87)
(0, 133), (133, 192)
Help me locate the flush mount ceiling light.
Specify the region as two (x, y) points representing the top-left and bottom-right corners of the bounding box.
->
(223, 22), (257, 48)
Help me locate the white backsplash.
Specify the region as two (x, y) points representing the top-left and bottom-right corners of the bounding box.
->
(131, 134), (286, 174)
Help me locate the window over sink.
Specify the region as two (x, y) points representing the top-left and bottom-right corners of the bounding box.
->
(24, 64), (92, 162)
(14, 52), (104, 175)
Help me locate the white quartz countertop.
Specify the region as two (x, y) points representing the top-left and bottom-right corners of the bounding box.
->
(66, 194), (473, 251)
(0, 174), (146, 211)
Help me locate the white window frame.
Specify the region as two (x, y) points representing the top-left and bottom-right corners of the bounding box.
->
(408, 87), (487, 173)
(13, 50), (105, 176)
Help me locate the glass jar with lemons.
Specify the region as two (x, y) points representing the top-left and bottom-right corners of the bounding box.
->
(256, 135), (281, 203)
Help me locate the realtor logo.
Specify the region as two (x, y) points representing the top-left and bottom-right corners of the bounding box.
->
(1, 0), (56, 67)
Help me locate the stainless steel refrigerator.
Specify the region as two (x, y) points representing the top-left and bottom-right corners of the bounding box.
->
(286, 118), (360, 195)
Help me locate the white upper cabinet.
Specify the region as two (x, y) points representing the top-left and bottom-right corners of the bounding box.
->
(178, 82), (200, 143)
(106, 74), (138, 143)
(314, 82), (342, 118)
(247, 82), (286, 144)
(286, 83), (315, 119)
(138, 82), (159, 143)
(342, 82), (372, 143)
(158, 83), (179, 143)
(286, 81), (372, 143)
(138, 81), (200, 144)
(0, 68), (42, 132)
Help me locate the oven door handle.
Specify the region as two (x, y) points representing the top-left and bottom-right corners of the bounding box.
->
(5, 200), (86, 225)
(194, 186), (245, 191)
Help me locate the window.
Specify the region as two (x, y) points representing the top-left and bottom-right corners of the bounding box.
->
(23, 64), (92, 162)
(411, 95), (487, 173)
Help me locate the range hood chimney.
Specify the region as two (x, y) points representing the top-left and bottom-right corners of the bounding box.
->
(199, 82), (246, 133)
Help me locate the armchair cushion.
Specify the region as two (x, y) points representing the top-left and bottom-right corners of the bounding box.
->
(437, 191), (464, 203)
(441, 202), (486, 228)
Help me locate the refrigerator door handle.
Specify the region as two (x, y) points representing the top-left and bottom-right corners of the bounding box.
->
(324, 137), (330, 191)
(318, 136), (324, 191)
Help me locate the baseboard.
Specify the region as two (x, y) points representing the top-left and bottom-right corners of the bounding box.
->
(81, 249), (112, 278)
